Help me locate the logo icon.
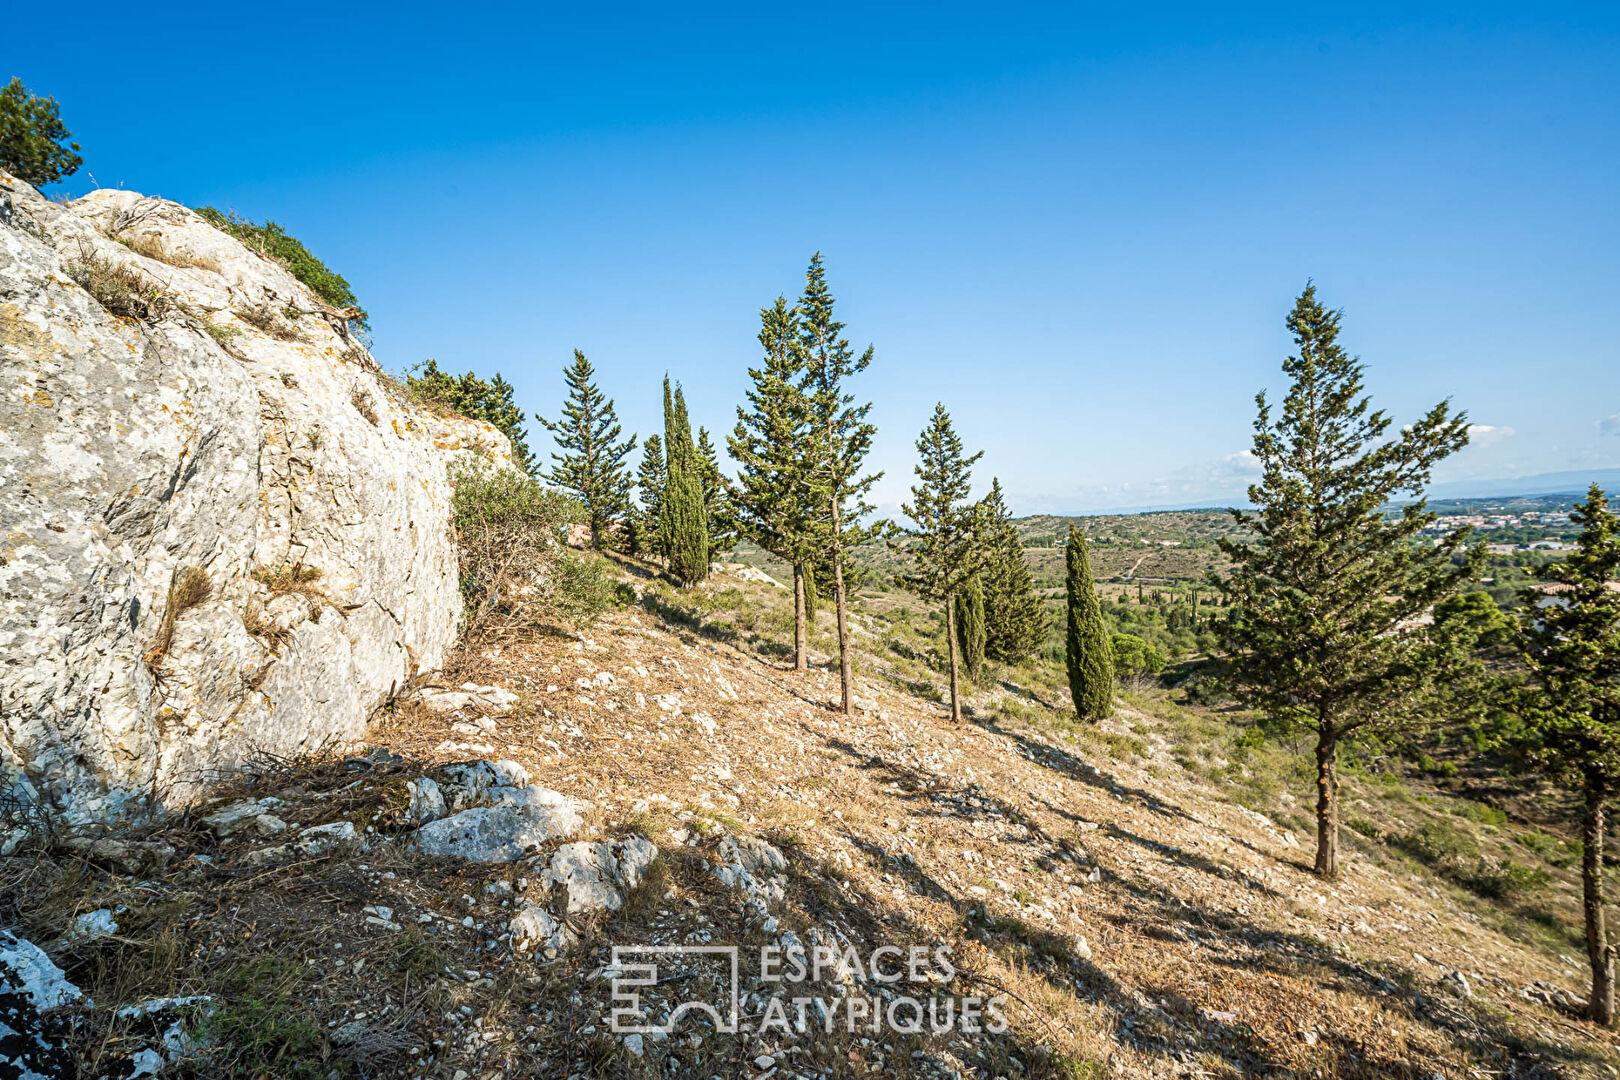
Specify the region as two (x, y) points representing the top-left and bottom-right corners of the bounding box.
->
(609, 945), (741, 1035)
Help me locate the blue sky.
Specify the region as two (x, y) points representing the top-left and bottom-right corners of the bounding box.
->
(18, 2), (1620, 513)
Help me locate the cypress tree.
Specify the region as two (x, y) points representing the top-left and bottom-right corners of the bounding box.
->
(802, 561), (818, 626)
(1066, 525), (1114, 721)
(660, 378), (710, 585)
(980, 478), (1047, 664)
(1513, 485), (1620, 1025)
(730, 297), (821, 668)
(536, 350), (637, 548)
(899, 404), (984, 723)
(632, 434), (666, 559)
(798, 253), (882, 715)
(1212, 284), (1479, 881)
(954, 575), (987, 682)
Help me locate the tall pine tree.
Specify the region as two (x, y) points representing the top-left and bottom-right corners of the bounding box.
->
(632, 433), (666, 559)
(798, 253), (882, 714)
(408, 360), (537, 475)
(980, 478), (1047, 665)
(954, 575), (987, 682)
(536, 350), (637, 549)
(660, 377), (710, 585)
(1065, 525), (1114, 721)
(696, 427), (738, 555)
(899, 404), (983, 723)
(730, 298), (822, 669)
(1514, 485), (1620, 1025)
(1211, 284), (1478, 881)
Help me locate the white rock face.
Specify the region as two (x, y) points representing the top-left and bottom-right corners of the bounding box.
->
(0, 173), (513, 823)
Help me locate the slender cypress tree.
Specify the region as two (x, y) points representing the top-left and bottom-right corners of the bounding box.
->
(536, 350), (637, 549)
(798, 253), (882, 714)
(980, 478), (1047, 664)
(1211, 284), (1478, 881)
(802, 561), (818, 626)
(660, 378), (710, 585)
(633, 433), (666, 559)
(954, 575), (987, 682)
(1514, 485), (1620, 1025)
(899, 404), (983, 723)
(1066, 525), (1114, 721)
(730, 298), (821, 668)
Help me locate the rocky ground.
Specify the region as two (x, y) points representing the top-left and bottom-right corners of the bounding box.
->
(4, 561), (1617, 1079)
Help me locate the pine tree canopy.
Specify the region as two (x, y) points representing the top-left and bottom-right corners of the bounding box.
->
(536, 350), (637, 548)
(1065, 525), (1114, 721)
(0, 78), (82, 187)
(899, 403), (984, 604)
(730, 297), (821, 572)
(1515, 485), (1620, 785)
(1212, 284), (1480, 741)
(981, 478), (1048, 664)
(407, 359), (536, 474)
(661, 377), (710, 584)
(634, 433), (667, 557)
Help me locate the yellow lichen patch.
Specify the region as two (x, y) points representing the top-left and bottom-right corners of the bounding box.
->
(28, 390), (53, 408)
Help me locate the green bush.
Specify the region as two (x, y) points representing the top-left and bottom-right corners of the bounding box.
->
(194, 207), (367, 326)
(450, 459), (610, 634)
(1110, 632), (1166, 685)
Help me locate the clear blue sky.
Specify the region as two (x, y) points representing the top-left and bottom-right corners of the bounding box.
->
(19, 2), (1620, 513)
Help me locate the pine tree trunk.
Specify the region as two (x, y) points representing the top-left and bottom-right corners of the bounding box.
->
(945, 597), (962, 723)
(1314, 727), (1340, 880)
(832, 550), (853, 715)
(1584, 781), (1616, 1025)
(792, 562), (808, 673)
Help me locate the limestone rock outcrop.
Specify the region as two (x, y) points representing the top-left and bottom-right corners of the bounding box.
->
(0, 171), (512, 825)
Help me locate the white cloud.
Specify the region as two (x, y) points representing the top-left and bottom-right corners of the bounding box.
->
(1600, 415), (1620, 437)
(1466, 424), (1515, 448)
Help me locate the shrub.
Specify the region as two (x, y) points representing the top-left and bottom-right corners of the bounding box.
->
(194, 207), (367, 326)
(1110, 632), (1166, 687)
(451, 459), (610, 635)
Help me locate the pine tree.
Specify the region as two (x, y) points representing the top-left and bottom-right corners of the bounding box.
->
(696, 427), (738, 555)
(730, 298), (821, 668)
(980, 478), (1047, 664)
(0, 78), (82, 187)
(1065, 526), (1114, 722)
(535, 351), (637, 548)
(632, 434), (666, 559)
(899, 404), (983, 723)
(1211, 284), (1479, 881)
(660, 378), (710, 585)
(954, 575), (987, 682)
(1514, 485), (1620, 1025)
(408, 360), (537, 474)
(798, 253), (882, 714)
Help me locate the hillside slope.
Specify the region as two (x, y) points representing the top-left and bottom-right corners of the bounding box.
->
(6, 559), (1615, 1079)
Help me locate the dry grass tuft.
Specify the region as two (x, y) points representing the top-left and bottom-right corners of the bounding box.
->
(350, 387), (380, 425)
(251, 563), (327, 605)
(144, 564), (212, 667)
(235, 300), (303, 341)
(63, 241), (171, 322)
(110, 230), (221, 273)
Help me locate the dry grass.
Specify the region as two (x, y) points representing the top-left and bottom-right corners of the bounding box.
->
(144, 565), (211, 668)
(251, 563), (327, 605)
(350, 387), (380, 425)
(63, 241), (171, 322)
(109, 229), (221, 273)
(235, 300), (303, 341)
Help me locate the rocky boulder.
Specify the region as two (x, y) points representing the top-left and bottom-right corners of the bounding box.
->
(0, 173), (513, 825)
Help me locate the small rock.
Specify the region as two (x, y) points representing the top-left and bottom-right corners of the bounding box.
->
(1441, 970), (1473, 999)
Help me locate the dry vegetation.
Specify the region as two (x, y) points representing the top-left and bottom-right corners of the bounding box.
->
(143, 564), (211, 668)
(22, 557), (1619, 1078)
